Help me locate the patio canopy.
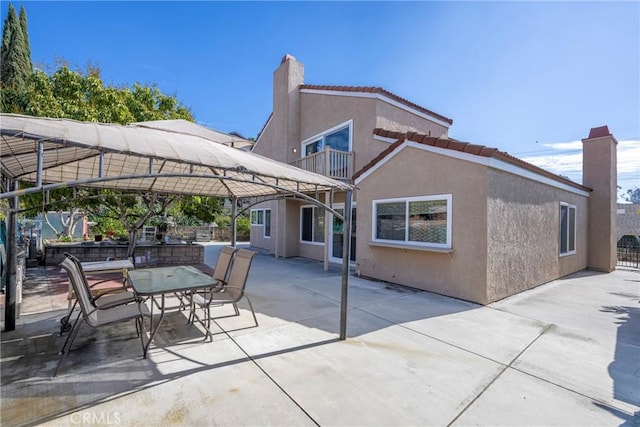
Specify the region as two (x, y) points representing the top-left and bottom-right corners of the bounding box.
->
(131, 119), (254, 149)
(0, 114), (351, 199)
(0, 113), (353, 339)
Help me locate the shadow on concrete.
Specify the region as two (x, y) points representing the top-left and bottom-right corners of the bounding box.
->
(240, 249), (477, 338)
(0, 305), (338, 426)
(600, 299), (640, 425)
(1, 245), (477, 426)
(591, 402), (638, 427)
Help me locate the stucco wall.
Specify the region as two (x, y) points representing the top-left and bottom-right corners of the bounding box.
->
(300, 92), (450, 174)
(253, 118), (277, 159)
(485, 169), (588, 303)
(282, 200), (302, 257)
(583, 135), (617, 271)
(300, 93), (381, 173)
(375, 101), (449, 139)
(249, 201), (276, 252)
(355, 146), (489, 304)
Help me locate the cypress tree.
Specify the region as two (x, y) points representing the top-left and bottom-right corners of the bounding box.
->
(0, 4), (19, 83)
(0, 3), (32, 88)
(19, 6), (32, 74)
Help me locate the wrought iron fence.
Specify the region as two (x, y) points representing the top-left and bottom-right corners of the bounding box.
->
(617, 247), (640, 268)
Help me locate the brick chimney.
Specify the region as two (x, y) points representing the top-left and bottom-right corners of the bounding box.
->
(582, 125), (617, 272)
(272, 54), (304, 163)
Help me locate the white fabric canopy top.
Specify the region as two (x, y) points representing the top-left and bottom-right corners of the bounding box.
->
(0, 114), (352, 198)
(132, 119), (254, 149)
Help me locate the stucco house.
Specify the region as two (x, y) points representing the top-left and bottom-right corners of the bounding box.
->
(250, 54), (617, 304)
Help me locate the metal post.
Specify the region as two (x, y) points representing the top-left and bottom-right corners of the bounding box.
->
(36, 141), (44, 188)
(274, 199), (279, 258)
(323, 192), (329, 271)
(231, 197), (237, 247)
(4, 180), (18, 331)
(339, 189), (352, 340)
(98, 150), (105, 177)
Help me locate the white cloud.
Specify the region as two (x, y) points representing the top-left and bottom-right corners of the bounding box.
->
(539, 140), (583, 151)
(521, 139), (640, 202)
(616, 141), (640, 174)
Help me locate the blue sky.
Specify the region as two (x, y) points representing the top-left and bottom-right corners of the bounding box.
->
(4, 1), (640, 198)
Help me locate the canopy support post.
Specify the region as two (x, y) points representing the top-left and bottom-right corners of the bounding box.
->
(339, 189), (352, 341)
(323, 192), (329, 271)
(4, 180), (18, 331)
(231, 197), (237, 247)
(98, 150), (105, 177)
(36, 141), (43, 187)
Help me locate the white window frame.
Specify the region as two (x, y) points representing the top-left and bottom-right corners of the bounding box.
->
(250, 209), (264, 225)
(300, 205), (325, 245)
(372, 194), (452, 249)
(263, 209), (271, 238)
(300, 119), (353, 157)
(251, 208), (271, 238)
(559, 202), (577, 256)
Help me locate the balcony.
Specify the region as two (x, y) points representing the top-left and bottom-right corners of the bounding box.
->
(290, 148), (354, 181)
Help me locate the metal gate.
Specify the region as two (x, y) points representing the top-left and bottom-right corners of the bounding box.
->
(617, 247), (640, 268)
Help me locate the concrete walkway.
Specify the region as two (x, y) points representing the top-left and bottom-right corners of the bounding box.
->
(1, 242), (639, 426)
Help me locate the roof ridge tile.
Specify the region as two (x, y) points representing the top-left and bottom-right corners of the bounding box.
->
(357, 128), (591, 193)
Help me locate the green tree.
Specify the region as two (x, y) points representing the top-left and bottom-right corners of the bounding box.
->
(625, 187), (640, 204)
(83, 191), (177, 258)
(170, 196), (222, 226)
(18, 6), (31, 74)
(19, 187), (103, 239)
(4, 64), (193, 122)
(6, 63), (224, 255)
(0, 4), (32, 89)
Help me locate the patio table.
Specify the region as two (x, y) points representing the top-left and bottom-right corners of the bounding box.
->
(127, 265), (216, 358)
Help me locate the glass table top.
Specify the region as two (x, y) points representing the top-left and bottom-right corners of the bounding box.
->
(128, 265), (216, 295)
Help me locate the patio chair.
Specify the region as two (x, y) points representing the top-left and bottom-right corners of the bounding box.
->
(59, 252), (137, 334)
(187, 246), (237, 324)
(54, 257), (150, 377)
(190, 249), (258, 339)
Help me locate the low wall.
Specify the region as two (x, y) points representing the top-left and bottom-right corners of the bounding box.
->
(45, 242), (204, 266)
(148, 226), (249, 242)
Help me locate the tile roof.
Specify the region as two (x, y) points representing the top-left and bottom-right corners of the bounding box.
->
(354, 128), (591, 193)
(299, 85), (453, 125)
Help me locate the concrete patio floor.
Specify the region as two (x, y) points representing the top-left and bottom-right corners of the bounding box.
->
(1, 242), (639, 426)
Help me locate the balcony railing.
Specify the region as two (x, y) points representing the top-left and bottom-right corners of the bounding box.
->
(290, 148), (354, 181)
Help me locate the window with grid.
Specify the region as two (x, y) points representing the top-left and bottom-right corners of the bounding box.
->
(251, 209), (271, 238)
(250, 209), (264, 225)
(373, 195), (451, 249)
